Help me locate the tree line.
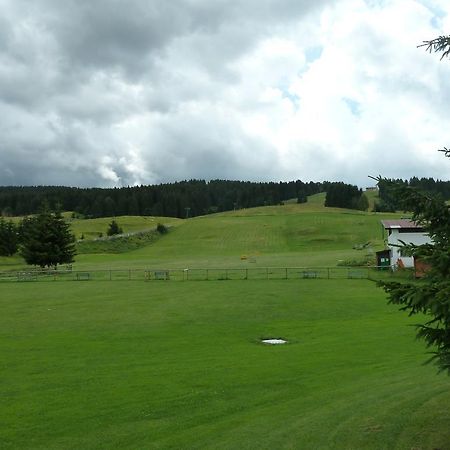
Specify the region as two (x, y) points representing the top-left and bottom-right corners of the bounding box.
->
(0, 180), (325, 218)
(324, 182), (369, 210)
(0, 177), (448, 221)
(0, 207), (75, 267)
(375, 177), (450, 212)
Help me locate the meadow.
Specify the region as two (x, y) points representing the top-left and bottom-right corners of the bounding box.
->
(1, 193), (449, 449)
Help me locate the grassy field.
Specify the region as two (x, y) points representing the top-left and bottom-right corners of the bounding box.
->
(2, 193), (448, 449)
(1, 280), (449, 449)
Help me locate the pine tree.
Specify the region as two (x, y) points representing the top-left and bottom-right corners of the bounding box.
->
(0, 217), (19, 256)
(106, 219), (122, 236)
(379, 182), (450, 372)
(20, 206), (76, 268)
(379, 36), (450, 373)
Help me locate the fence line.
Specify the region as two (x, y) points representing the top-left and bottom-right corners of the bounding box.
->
(0, 266), (411, 283)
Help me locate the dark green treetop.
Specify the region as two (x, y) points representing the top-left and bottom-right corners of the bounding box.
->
(20, 205), (76, 268)
(106, 219), (123, 236)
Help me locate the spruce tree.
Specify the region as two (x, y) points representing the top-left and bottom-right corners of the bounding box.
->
(106, 219), (122, 236)
(379, 182), (450, 372)
(20, 206), (76, 269)
(380, 36), (450, 373)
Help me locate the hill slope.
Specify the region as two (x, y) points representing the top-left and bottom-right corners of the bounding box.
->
(69, 194), (401, 270)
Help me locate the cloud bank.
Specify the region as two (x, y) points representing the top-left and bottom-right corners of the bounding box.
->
(0, 0), (449, 187)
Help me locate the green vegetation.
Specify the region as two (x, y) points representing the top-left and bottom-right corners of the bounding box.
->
(20, 207), (76, 269)
(1, 193), (448, 448)
(380, 180), (450, 373)
(77, 229), (166, 254)
(0, 179), (325, 218)
(0, 193), (398, 272)
(106, 219), (123, 236)
(325, 182), (366, 210)
(0, 217), (18, 256)
(69, 215), (181, 240)
(1, 280), (449, 449)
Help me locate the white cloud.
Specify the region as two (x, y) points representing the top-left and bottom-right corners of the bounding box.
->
(0, 0), (449, 187)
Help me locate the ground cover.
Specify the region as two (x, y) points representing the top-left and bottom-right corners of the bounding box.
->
(76, 229), (164, 254)
(69, 215), (182, 240)
(71, 203), (400, 271)
(1, 279), (449, 449)
(0, 193), (400, 272)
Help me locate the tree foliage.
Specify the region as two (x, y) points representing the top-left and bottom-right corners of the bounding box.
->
(324, 182), (365, 210)
(156, 223), (168, 234)
(419, 35), (450, 59)
(20, 207), (76, 268)
(106, 219), (123, 236)
(0, 217), (18, 256)
(378, 182), (450, 372)
(380, 36), (450, 373)
(0, 180), (325, 219)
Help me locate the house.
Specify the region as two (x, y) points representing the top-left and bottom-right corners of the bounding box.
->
(380, 219), (432, 268)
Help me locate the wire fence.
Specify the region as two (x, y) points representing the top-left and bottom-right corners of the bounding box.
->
(0, 266), (414, 283)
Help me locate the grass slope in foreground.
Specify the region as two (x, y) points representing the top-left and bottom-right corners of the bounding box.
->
(1, 280), (449, 449)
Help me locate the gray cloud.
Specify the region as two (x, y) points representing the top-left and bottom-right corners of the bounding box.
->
(0, 0), (449, 188)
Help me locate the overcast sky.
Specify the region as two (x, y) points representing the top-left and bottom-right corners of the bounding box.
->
(0, 0), (449, 188)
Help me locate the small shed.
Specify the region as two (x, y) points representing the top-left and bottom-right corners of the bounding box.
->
(376, 249), (391, 269)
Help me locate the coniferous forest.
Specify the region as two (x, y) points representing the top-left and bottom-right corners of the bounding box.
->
(0, 180), (324, 218)
(0, 177), (449, 219)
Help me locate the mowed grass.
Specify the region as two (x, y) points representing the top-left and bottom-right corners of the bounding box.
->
(1, 279), (449, 449)
(72, 199), (399, 270)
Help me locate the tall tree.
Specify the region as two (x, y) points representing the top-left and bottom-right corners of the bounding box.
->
(380, 36), (450, 373)
(379, 181), (450, 372)
(20, 206), (76, 268)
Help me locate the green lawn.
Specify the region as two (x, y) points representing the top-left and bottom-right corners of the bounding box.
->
(2, 197), (445, 449)
(1, 279), (449, 449)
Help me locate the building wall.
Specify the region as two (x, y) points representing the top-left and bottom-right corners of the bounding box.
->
(387, 230), (432, 268)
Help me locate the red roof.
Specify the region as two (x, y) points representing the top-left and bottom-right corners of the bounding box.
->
(381, 219), (422, 230)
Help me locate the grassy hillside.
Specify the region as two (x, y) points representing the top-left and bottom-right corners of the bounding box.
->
(71, 194), (399, 270)
(69, 215), (182, 240)
(0, 194), (399, 271)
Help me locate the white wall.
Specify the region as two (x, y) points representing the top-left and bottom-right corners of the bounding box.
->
(387, 230), (432, 268)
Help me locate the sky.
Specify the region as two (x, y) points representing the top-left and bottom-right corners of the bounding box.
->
(0, 0), (449, 188)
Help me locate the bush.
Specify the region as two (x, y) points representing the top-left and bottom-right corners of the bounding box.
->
(156, 223), (168, 234)
(107, 220), (123, 236)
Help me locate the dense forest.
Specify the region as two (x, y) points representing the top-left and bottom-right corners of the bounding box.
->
(375, 177), (450, 212)
(0, 177), (448, 219)
(0, 180), (324, 218)
(324, 182), (368, 210)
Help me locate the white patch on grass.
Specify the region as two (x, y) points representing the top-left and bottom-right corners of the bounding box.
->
(261, 338), (287, 345)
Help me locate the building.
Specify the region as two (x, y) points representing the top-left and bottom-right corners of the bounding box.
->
(380, 219), (432, 268)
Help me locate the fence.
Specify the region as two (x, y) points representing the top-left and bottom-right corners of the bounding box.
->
(0, 266), (415, 283)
